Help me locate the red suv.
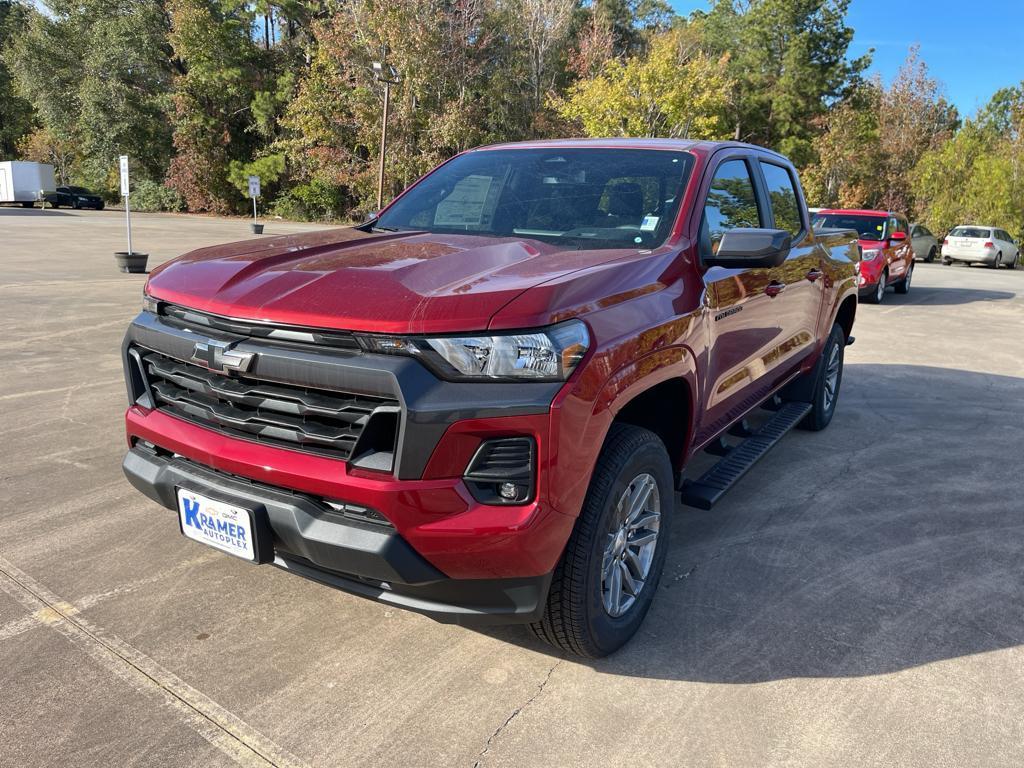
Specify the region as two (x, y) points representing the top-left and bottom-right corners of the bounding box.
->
(812, 209), (914, 303)
(122, 140), (857, 656)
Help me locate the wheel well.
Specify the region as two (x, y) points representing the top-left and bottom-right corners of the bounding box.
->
(835, 296), (856, 341)
(613, 378), (690, 468)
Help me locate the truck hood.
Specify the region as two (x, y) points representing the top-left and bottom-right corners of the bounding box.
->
(145, 227), (643, 334)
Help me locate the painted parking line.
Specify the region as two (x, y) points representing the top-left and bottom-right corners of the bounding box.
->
(0, 556), (311, 768)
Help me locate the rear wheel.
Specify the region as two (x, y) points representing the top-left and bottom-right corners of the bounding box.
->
(926, 247), (936, 263)
(895, 263), (913, 294)
(789, 323), (845, 432)
(529, 424), (672, 658)
(990, 252), (1001, 269)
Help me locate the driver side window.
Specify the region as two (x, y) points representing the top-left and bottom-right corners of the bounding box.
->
(701, 159), (763, 257)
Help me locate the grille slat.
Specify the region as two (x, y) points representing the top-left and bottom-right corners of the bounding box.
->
(139, 350), (398, 460)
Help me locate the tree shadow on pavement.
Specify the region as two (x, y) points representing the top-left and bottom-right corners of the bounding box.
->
(0, 207), (72, 217)
(480, 364), (1024, 682)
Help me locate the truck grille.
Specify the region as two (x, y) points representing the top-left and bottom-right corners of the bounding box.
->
(137, 350), (398, 461)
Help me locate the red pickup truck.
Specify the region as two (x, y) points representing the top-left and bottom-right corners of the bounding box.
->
(122, 139), (858, 657)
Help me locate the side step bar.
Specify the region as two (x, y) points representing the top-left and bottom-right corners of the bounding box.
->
(680, 401), (812, 510)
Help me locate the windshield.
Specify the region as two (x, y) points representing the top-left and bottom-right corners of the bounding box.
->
(812, 213), (887, 241)
(68, 186), (92, 194)
(949, 227), (990, 239)
(375, 148), (695, 250)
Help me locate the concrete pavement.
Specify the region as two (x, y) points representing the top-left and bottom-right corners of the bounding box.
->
(1, 207), (1022, 767)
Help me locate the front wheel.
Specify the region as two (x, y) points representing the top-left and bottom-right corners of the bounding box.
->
(865, 269), (887, 304)
(529, 424), (673, 658)
(1007, 253), (1018, 270)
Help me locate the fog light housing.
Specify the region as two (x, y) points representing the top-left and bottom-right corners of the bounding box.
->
(463, 437), (535, 505)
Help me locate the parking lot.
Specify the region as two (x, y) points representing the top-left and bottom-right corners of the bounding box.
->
(1, 207), (1022, 767)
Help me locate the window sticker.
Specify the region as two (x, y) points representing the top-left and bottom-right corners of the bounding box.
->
(434, 175), (493, 226)
(640, 215), (659, 231)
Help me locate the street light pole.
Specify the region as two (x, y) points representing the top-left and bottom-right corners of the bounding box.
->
(377, 77), (390, 211)
(372, 60), (400, 213)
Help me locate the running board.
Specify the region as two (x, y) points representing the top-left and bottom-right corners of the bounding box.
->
(680, 401), (812, 510)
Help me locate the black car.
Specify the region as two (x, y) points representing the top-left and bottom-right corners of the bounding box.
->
(44, 186), (105, 210)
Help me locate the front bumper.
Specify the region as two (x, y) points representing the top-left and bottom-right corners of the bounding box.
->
(123, 443), (553, 624)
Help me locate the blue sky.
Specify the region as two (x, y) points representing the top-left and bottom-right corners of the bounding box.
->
(670, 0), (1024, 118)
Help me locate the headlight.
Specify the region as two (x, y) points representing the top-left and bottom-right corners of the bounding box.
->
(861, 249), (881, 262)
(358, 320), (590, 381)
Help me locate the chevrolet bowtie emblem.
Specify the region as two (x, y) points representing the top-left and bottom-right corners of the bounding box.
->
(191, 339), (255, 373)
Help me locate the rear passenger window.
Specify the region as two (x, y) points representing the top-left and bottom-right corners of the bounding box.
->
(760, 162), (802, 237)
(702, 160), (762, 255)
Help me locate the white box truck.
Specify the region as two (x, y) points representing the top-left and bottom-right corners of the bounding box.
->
(0, 161), (57, 206)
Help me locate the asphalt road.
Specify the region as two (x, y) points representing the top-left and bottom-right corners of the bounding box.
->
(2, 208), (1022, 768)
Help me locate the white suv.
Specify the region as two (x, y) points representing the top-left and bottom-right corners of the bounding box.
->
(941, 226), (1019, 269)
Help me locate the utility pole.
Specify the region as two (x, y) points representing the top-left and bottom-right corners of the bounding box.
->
(372, 59), (400, 212)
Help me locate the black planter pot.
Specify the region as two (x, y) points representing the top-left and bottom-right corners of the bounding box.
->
(251, 223), (264, 234)
(115, 252), (148, 274)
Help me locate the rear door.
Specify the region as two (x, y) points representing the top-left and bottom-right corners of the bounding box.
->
(756, 159), (823, 371)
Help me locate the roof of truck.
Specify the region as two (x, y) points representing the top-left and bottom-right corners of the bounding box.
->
(471, 138), (790, 162)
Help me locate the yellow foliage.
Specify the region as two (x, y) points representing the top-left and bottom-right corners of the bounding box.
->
(555, 28), (733, 140)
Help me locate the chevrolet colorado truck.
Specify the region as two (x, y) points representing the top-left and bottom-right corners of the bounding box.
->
(122, 139), (858, 657)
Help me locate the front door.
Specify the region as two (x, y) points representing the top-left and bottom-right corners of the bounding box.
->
(699, 155), (782, 442)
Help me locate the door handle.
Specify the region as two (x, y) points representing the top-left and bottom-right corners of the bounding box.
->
(806, 268), (824, 282)
(765, 282), (786, 298)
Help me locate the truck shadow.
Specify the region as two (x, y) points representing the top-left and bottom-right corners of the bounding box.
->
(879, 285), (1016, 306)
(480, 364), (1024, 682)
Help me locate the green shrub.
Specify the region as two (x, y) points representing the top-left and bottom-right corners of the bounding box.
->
(269, 179), (350, 221)
(131, 178), (186, 212)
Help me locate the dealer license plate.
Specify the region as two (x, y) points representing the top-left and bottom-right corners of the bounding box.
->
(177, 489), (256, 561)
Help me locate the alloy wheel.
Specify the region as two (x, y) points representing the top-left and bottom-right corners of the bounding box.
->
(823, 342), (841, 412)
(601, 473), (661, 618)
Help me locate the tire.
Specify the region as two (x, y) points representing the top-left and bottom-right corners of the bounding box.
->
(864, 269), (887, 304)
(1008, 253), (1018, 270)
(529, 424), (673, 658)
(796, 323), (845, 432)
(926, 247), (936, 263)
(942, 258), (952, 266)
(73, 200), (81, 210)
(97, 202), (105, 211)
(895, 263), (913, 294)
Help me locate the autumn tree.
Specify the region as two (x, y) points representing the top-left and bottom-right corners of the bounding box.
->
(0, 0), (35, 157)
(557, 24), (733, 139)
(914, 82), (1024, 239)
(5, 0), (174, 192)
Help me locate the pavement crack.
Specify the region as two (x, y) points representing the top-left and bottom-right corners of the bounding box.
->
(472, 659), (561, 768)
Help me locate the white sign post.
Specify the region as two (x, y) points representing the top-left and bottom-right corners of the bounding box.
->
(119, 155), (133, 255)
(248, 175), (261, 232)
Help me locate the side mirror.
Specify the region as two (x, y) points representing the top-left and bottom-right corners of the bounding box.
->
(889, 231), (907, 242)
(704, 228), (792, 269)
